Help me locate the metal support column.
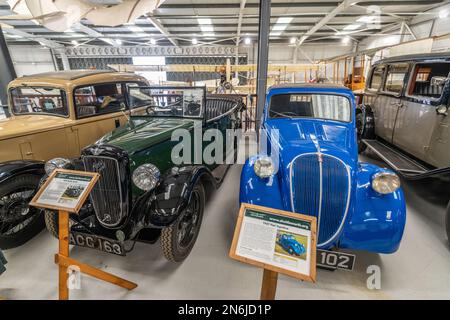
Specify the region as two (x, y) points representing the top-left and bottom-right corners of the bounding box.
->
(255, 0), (271, 132)
(0, 26), (16, 108)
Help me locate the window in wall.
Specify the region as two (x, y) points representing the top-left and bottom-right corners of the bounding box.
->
(384, 64), (409, 94)
(74, 83), (126, 118)
(408, 63), (450, 99)
(369, 66), (385, 90)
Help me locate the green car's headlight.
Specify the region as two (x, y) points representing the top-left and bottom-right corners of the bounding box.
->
(371, 172), (401, 194)
(254, 156), (274, 178)
(44, 158), (71, 175)
(132, 163), (160, 191)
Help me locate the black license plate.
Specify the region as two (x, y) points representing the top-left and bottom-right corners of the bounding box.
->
(69, 231), (125, 256)
(317, 249), (355, 271)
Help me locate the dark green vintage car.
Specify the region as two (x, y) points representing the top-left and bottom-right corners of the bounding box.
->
(42, 87), (245, 262)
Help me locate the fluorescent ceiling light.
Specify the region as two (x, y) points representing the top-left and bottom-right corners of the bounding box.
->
(270, 17), (293, 36)
(439, 10), (448, 19)
(197, 18), (214, 37)
(357, 16), (378, 23)
(192, 38), (198, 45)
(343, 23), (361, 31)
(126, 24), (145, 33)
(100, 37), (116, 45)
(277, 17), (293, 24)
(197, 18), (212, 25)
(244, 37), (251, 45)
(342, 36), (351, 45)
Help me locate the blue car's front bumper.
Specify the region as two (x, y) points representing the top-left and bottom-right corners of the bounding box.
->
(240, 158), (406, 254)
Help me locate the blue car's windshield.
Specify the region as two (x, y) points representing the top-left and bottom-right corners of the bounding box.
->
(269, 93), (351, 122)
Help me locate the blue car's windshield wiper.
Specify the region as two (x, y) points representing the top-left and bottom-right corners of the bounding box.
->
(269, 110), (294, 119)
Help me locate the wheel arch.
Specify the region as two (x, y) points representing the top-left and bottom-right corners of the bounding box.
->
(138, 165), (217, 228)
(0, 160), (45, 185)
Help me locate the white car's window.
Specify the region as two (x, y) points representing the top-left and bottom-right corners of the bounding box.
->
(408, 63), (450, 99)
(384, 64), (409, 94)
(369, 66), (385, 90)
(10, 87), (68, 117)
(269, 94), (351, 122)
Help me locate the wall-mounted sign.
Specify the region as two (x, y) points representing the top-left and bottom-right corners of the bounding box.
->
(229, 203), (317, 283)
(30, 169), (99, 214)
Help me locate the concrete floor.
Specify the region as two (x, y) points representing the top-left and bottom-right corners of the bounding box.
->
(1, 149), (450, 299)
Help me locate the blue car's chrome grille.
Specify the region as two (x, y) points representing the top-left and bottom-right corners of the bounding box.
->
(290, 153), (350, 246)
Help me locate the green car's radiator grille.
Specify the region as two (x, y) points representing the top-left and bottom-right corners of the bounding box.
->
(83, 156), (125, 227)
(290, 153), (351, 247)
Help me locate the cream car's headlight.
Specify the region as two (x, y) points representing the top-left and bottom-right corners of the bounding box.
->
(254, 156), (274, 178)
(132, 163), (160, 191)
(45, 158), (71, 175)
(371, 172), (401, 194)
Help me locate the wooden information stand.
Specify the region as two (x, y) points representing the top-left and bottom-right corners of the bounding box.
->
(230, 204), (317, 300)
(30, 169), (137, 300)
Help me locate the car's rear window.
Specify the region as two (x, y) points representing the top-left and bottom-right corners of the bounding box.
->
(10, 87), (68, 117)
(268, 93), (351, 122)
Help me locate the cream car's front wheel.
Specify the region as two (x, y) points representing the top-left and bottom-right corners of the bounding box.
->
(0, 174), (45, 249)
(161, 182), (205, 262)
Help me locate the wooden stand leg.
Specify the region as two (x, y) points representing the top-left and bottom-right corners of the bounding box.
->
(260, 269), (278, 300)
(58, 210), (70, 300)
(55, 210), (137, 300)
(55, 254), (137, 290)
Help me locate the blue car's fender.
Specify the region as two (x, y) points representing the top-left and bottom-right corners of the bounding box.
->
(339, 163), (406, 254)
(239, 156), (285, 210)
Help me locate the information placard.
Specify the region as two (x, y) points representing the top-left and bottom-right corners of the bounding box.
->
(30, 169), (99, 213)
(229, 203), (317, 282)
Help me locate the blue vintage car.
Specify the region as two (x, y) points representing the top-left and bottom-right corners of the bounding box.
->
(240, 84), (406, 254)
(278, 234), (306, 256)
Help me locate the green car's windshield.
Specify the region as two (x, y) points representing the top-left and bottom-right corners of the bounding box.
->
(128, 86), (204, 118)
(10, 87), (68, 117)
(269, 93), (351, 122)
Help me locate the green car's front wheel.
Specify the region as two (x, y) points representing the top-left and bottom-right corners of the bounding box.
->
(161, 181), (205, 262)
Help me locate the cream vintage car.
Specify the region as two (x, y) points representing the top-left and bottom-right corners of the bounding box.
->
(0, 70), (148, 249)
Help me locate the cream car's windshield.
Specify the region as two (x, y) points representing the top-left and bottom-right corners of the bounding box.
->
(10, 87), (68, 117)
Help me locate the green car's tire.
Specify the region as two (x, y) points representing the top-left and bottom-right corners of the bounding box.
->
(161, 182), (205, 262)
(44, 210), (59, 239)
(0, 174), (44, 249)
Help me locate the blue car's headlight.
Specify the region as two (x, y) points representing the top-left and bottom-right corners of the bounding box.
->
(371, 171), (401, 194)
(254, 156), (274, 178)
